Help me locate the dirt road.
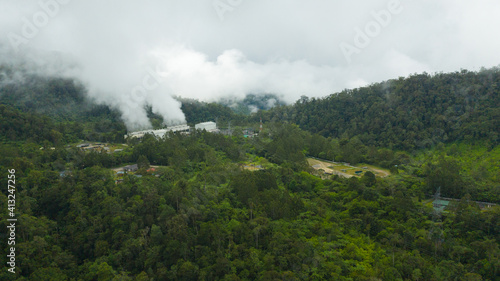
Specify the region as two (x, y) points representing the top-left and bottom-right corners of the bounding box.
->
(307, 158), (353, 178)
(307, 158), (390, 178)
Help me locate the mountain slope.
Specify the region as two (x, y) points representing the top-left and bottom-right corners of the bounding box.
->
(265, 68), (500, 150)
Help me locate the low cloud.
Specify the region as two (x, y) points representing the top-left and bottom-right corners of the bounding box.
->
(0, 0), (499, 130)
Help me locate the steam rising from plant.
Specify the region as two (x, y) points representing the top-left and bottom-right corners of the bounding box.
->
(0, 40), (347, 131)
(1, 0), (499, 130)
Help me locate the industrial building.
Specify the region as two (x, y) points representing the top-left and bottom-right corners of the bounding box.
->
(195, 121), (218, 132)
(125, 121), (219, 140)
(125, 124), (190, 139)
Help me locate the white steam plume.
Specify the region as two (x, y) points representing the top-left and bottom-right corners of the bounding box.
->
(1, 0), (499, 131)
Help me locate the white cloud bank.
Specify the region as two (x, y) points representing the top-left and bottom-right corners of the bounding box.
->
(0, 0), (499, 130)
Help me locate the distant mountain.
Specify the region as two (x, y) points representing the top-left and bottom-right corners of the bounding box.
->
(3, 63), (499, 150)
(0, 64), (120, 123)
(0, 65), (128, 142)
(177, 97), (243, 126)
(265, 68), (500, 150)
(0, 64), (250, 128)
(219, 93), (286, 115)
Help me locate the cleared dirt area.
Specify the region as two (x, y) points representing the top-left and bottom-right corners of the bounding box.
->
(307, 158), (390, 178)
(242, 164), (264, 171)
(308, 158), (353, 178)
(111, 165), (161, 173)
(357, 163), (391, 177)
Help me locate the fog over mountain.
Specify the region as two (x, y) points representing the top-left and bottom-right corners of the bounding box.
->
(1, 0), (499, 130)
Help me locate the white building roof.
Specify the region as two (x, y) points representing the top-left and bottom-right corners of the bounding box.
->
(195, 121), (217, 131)
(125, 124), (190, 139)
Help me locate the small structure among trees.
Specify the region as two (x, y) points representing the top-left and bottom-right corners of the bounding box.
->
(123, 164), (138, 172)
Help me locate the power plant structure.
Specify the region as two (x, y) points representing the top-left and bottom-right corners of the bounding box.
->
(194, 121), (218, 132)
(125, 121), (218, 140)
(124, 124), (191, 139)
(124, 119), (264, 140)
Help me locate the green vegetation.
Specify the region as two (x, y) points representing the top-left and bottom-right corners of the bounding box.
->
(308, 158), (390, 178)
(179, 98), (243, 126)
(264, 68), (500, 150)
(218, 93), (286, 115)
(0, 67), (499, 280)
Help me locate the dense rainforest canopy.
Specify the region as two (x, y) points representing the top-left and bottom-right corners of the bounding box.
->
(263, 68), (499, 150)
(0, 66), (499, 280)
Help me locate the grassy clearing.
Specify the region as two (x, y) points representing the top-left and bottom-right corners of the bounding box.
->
(356, 163), (391, 177)
(308, 158), (390, 178)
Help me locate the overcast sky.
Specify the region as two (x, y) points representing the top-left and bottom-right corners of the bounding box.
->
(1, 0), (499, 129)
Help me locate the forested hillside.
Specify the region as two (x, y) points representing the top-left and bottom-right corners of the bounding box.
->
(265, 68), (500, 150)
(179, 98), (243, 126)
(1, 124), (498, 280)
(0, 67), (499, 280)
(218, 94), (285, 115)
